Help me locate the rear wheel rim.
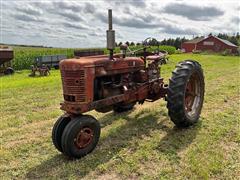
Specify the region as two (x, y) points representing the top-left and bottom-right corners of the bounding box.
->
(185, 72), (201, 118)
(74, 127), (94, 149)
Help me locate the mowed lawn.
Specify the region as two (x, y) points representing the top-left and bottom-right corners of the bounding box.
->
(0, 54), (239, 179)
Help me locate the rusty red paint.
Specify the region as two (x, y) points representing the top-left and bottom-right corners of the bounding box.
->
(184, 73), (200, 115)
(59, 53), (168, 115)
(74, 127), (94, 149)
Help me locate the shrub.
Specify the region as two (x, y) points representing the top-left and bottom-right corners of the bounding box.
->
(221, 49), (232, 56)
(149, 45), (176, 54)
(200, 50), (217, 55)
(159, 45), (176, 54)
(175, 49), (183, 54)
(192, 50), (202, 54)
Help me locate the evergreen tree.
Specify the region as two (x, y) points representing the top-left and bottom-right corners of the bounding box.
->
(174, 37), (181, 49)
(229, 36), (238, 45)
(236, 32), (240, 39)
(161, 39), (166, 45)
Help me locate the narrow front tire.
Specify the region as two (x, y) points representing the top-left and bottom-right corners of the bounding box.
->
(61, 115), (101, 159)
(52, 114), (71, 152)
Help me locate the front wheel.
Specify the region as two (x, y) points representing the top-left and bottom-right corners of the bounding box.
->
(167, 60), (205, 127)
(61, 115), (101, 158)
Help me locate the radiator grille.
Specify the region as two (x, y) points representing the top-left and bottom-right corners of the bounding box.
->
(61, 70), (86, 102)
(62, 70), (85, 78)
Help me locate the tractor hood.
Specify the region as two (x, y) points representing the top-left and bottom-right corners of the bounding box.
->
(60, 55), (145, 74)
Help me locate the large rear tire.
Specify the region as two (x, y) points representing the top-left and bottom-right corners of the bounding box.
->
(61, 115), (101, 159)
(167, 60), (205, 127)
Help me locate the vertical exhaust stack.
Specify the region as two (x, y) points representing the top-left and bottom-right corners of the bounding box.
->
(106, 9), (115, 60)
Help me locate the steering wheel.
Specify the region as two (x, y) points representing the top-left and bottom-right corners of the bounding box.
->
(142, 37), (159, 47)
(123, 37), (160, 57)
(127, 37), (157, 54)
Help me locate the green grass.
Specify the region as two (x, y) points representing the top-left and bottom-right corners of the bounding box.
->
(0, 54), (239, 179)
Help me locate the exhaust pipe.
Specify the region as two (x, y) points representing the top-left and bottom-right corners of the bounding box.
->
(106, 9), (115, 60)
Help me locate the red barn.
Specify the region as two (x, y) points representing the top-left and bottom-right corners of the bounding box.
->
(181, 35), (238, 53)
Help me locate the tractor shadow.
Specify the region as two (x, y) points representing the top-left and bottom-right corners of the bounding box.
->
(155, 121), (202, 162)
(26, 108), (200, 179)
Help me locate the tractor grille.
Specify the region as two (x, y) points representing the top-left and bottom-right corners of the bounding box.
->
(61, 70), (86, 102)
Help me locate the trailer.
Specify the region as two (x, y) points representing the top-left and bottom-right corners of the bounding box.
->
(0, 46), (14, 75)
(34, 54), (67, 69)
(74, 49), (104, 57)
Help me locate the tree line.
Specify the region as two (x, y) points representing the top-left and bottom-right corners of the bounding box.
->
(116, 37), (188, 49)
(116, 32), (240, 49)
(215, 33), (239, 46)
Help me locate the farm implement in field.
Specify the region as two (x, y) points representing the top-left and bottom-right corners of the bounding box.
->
(34, 55), (67, 70)
(52, 10), (205, 159)
(29, 64), (50, 77)
(29, 55), (67, 77)
(0, 46), (14, 75)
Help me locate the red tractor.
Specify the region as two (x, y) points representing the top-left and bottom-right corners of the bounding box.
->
(52, 10), (205, 158)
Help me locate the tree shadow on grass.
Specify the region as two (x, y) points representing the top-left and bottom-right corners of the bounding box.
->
(26, 109), (200, 179)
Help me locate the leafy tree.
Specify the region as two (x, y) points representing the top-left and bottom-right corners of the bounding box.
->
(130, 42), (135, 46)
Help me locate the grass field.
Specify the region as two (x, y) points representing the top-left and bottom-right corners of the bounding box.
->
(0, 54), (239, 179)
